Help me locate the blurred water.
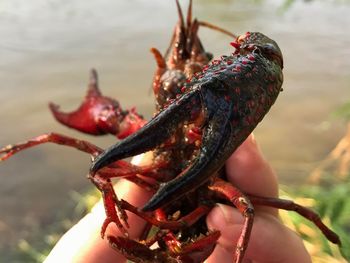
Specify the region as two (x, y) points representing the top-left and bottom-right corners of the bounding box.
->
(0, 0), (349, 260)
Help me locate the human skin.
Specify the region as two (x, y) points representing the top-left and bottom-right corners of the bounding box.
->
(44, 135), (311, 263)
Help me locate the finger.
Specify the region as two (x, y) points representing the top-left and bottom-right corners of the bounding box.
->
(226, 134), (278, 215)
(206, 204), (311, 263)
(205, 243), (235, 263)
(45, 154), (153, 263)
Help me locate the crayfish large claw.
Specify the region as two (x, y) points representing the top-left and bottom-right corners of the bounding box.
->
(90, 90), (202, 174)
(142, 88), (237, 211)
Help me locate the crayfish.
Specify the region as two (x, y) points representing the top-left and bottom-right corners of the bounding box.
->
(0, 0), (341, 262)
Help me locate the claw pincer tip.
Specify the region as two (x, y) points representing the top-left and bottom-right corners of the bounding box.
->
(90, 148), (114, 174)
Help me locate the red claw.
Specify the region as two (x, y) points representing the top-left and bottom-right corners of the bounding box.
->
(49, 69), (146, 139)
(117, 108), (147, 139)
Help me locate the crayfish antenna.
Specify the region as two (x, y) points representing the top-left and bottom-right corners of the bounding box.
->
(164, 0), (189, 65)
(175, 0), (185, 29)
(198, 20), (237, 39)
(186, 0), (193, 30)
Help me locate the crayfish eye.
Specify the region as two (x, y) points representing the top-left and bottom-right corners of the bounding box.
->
(258, 43), (284, 68)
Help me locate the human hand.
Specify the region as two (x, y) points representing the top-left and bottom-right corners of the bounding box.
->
(206, 134), (311, 263)
(44, 152), (154, 263)
(45, 135), (310, 263)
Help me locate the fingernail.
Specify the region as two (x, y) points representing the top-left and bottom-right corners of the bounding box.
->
(243, 133), (258, 151)
(249, 133), (256, 145)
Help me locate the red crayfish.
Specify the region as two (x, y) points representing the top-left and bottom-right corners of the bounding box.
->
(0, 1), (341, 262)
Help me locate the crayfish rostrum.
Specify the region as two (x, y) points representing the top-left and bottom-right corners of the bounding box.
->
(0, 0), (341, 262)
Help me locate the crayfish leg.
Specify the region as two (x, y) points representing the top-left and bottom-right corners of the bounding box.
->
(0, 131), (161, 191)
(120, 199), (211, 230)
(107, 236), (163, 263)
(107, 202), (219, 263)
(208, 177), (254, 263)
(89, 174), (129, 237)
(0, 132), (102, 161)
(107, 235), (181, 263)
(177, 230), (221, 263)
(88, 165), (160, 238)
(247, 194), (341, 245)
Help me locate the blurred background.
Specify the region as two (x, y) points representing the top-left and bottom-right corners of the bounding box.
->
(0, 0), (349, 262)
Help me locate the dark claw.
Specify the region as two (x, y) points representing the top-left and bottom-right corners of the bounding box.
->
(91, 83), (248, 212)
(142, 89), (236, 211)
(91, 32), (285, 213)
(90, 89), (202, 174)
